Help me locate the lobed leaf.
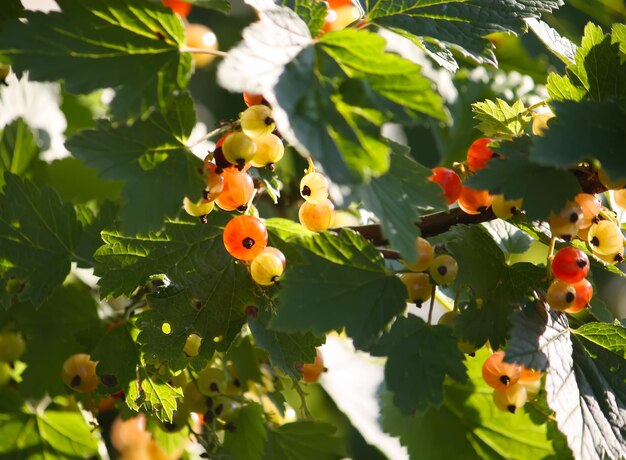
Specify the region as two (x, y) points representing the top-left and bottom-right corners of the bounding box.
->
(471, 98), (530, 138)
(264, 421), (346, 460)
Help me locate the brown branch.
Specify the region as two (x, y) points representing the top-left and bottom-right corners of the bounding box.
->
(348, 207), (496, 248)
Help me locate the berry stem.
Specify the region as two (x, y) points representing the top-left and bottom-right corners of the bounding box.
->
(524, 99), (548, 114)
(547, 236), (556, 279)
(186, 123), (233, 151)
(427, 285), (437, 324)
(180, 46), (228, 57)
(291, 380), (312, 419)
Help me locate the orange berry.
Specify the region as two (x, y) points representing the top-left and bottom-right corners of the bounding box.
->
(223, 215), (268, 261)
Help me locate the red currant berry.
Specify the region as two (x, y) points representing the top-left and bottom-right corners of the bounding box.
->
(565, 278), (593, 313)
(467, 138), (496, 171)
(162, 0), (191, 17)
(243, 92), (264, 107)
(215, 168), (254, 211)
(458, 186), (493, 215)
(482, 351), (522, 391)
(429, 167), (462, 205)
(223, 215), (268, 261)
(552, 247), (589, 284)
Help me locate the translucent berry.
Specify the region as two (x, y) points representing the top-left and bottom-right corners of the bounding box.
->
(215, 168), (254, 211)
(519, 378), (541, 400)
(565, 278), (593, 313)
(250, 133), (284, 168)
(183, 196), (214, 218)
(110, 414), (150, 453)
(0, 332), (26, 363)
(493, 383), (527, 413)
(614, 189), (626, 210)
(429, 167), (462, 205)
(458, 186), (493, 215)
(197, 367), (227, 396)
(437, 310), (459, 328)
(467, 138), (496, 171)
(531, 112), (554, 137)
(299, 199), (335, 232)
(222, 132), (257, 169)
(300, 172), (329, 204)
(404, 237), (434, 272)
(0, 362), (10, 387)
(223, 215), (268, 261)
(551, 247), (589, 284)
(250, 247), (286, 286)
(162, 0), (191, 16)
(399, 272), (432, 307)
(183, 333), (203, 358)
(519, 367), (543, 383)
(185, 23), (219, 68)
(61, 353), (99, 393)
(546, 279), (576, 311)
(263, 246), (287, 268)
(240, 105), (275, 138)
(243, 92), (264, 107)
(430, 254), (458, 286)
(302, 349), (325, 383)
(482, 351), (522, 391)
(213, 396), (242, 422)
(549, 203), (583, 241)
(204, 161), (225, 200)
(587, 220), (624, 257)
(323, 4), (361, 32)
(492, 195), (523, 220)
(574, 193), (601, 229)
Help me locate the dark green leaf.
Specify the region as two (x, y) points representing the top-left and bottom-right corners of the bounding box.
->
(67, 93), (204, 233)
(0, 0), (192, 119)
(466, 138), (582, 220)
(272, 229), (406, 349)
(526, 18), (577, 64)
(381, 347), (562, 460)
(0, 0), (23, 28)
(531, 100), (626, 184)
(543, 311), (626, 459)
(0, 118), (39, 189)
(371, 315), (467, 414)
(447, 225), (546, 348)
(222, 403), (267, 460)
(10, 284), (102, 397)
(0, 174), (83, 307)
(481, 220), (533, 256)
(357, 142), (447, 261)
(177, 0), (230, 13)
(249, 309), (324, 380)
(264, 421), (345, 460)
(74, 201), (120, 267)
(225, 334), (263, 386)
(364, 0), (562, 67)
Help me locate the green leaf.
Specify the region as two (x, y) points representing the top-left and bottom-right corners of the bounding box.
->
(0, 0), (23, 28)
(541, 310), (626, 459)
(222, 403), (267, 460)
(371, 316), (467, 414)
(91, 321), (141, 394)
(225, 333), (263, 386)
(0, 0), (192, 119)
(219, 15), (445, 184)
(0, 118), (39, 189)
(380, 347), (563, 460)
(471, 98), (530, 138)
(357, 142), (447, 261)
(572, 322), (626, 359)
(0, 409), (99, 459)
(34, 158), (123, 204)
(137, 281), (252, 373)
(253, 167), (281, 204)
(66, 93), (204, 233)
(546, 73), (586, 102)
(613, 23), (626, 56)
(570, 23), (625, 102)
(10, 283), (102, 398)
(280, 0), (327, 37)
(481, 220), (533, 256)
(505, 301), (567, 371)
(531, 100), (626, 184)
(74, 201), (120, 267)
(466, 138), (582, 220)
(364, 0), (562, 67)
(249, 309), (324, 380)
(447, 225), (546, 348)
(526, 18), (577, 64)
(272, 229), (406, 350)
(264, 421), (345, 460)
(125, 367), (182, 423)
(0, 174), (83, 307)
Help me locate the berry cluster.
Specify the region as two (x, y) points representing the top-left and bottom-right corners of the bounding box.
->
(298, 160), (335, 232)
(399, 237), (459, 309)
(428, 138), (523, 219)
(0, 331), (25, 387)
(482, 351), (543, 414)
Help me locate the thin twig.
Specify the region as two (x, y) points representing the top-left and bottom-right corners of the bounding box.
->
(180, 46), (228, 57)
